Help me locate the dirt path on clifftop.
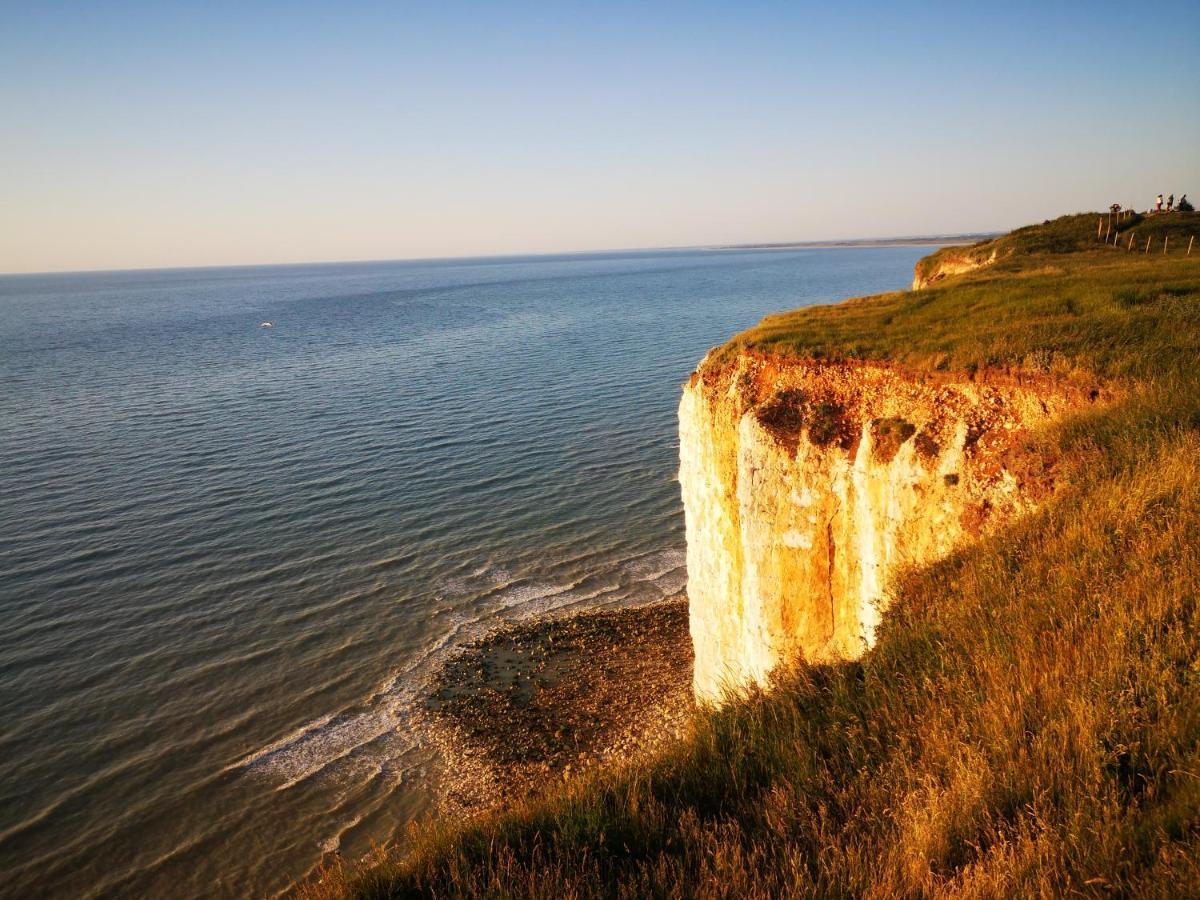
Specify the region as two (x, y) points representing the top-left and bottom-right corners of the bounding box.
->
(419, 598), (693, 814)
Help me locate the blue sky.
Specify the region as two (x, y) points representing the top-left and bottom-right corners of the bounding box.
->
(2, 1), (1197, 273)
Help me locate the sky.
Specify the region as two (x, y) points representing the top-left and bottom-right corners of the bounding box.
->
(2, 1), (1197, 274)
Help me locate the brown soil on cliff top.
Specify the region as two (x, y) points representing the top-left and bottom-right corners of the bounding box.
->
(419, 599), (693, 814)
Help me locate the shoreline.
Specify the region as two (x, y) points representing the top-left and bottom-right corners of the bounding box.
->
(418, 598), (693, 814)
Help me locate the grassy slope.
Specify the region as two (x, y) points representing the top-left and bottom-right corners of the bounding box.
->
(742, 212), (1200, 380)
(316, 214), (1200, 899)
(911, 211), (1199, 293)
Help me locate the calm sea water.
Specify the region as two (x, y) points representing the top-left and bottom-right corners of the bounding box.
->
(0, 245), (928, 897)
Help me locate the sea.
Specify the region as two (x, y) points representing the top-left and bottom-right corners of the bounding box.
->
(0, 244), (930, 897)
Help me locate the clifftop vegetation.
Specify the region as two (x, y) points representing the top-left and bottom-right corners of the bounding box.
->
(728, 212), (1200, 381)
(311, 214), (1200, 899)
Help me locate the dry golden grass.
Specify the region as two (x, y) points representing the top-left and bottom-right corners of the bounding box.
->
(306, 214), (1200, 899)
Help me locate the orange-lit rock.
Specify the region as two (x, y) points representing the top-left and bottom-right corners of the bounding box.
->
(679, 350), (1097, 704)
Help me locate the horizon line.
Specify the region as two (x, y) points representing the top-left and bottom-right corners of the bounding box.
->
(0, 229), (1001, 280)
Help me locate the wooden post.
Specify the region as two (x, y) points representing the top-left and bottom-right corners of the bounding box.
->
(1146, 235), (1152, 253)
(1189, 236), (1194, 256)
(1164, 236), (1169, 255)
(1098, 217), (1104, 238)
(1128, 232), (1135, 251)
(1105, 224), (1111, 243)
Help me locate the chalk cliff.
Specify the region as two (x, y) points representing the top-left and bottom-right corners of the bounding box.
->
(911, 247), (998, 290)
(679, 350), (1096, 704)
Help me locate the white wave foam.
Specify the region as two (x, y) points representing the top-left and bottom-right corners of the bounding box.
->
(653, 567), (688, 597)
(229, 713), (337, 772)
(235, 544), (689, 803)
(319, 813), (363, 854)
(622, 548), (686, 582)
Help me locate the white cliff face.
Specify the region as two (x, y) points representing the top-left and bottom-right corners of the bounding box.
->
(680, 352), (1093, 705)
(912, 248), (999, 290)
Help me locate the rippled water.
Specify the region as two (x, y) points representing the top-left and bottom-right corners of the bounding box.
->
(0, 245), (928, 896)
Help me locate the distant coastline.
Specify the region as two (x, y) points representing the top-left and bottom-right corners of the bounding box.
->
(708, 232), (999, 252)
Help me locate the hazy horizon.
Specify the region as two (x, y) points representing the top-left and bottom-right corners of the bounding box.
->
(3, 1), (1197, 275)
(0, 228), (997, 279)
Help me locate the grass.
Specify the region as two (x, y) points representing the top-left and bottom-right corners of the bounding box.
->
(913, 211), (1200, 289)
(729, 213), (1200, 381)
(309, 213), (1200, 899)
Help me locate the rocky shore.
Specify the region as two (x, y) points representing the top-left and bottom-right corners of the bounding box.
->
(419, 598), (693, 813)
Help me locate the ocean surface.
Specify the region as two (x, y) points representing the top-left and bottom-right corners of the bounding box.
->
(0, 245), (929, 897)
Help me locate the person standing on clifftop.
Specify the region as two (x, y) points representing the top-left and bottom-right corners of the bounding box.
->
(1156, 193), (1164, 212)
(1167, 193), (1174, 211)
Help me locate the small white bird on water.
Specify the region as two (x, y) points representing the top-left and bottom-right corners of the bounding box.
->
(259, 321), (273, 328)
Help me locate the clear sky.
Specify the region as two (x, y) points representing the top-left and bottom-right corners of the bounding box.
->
(2, 1), (1197, 274)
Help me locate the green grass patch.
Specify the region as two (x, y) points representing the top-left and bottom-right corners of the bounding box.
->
(725, 220), (1200, 382)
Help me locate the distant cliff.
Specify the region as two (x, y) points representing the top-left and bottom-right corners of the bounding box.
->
(911, 245), (998, 289)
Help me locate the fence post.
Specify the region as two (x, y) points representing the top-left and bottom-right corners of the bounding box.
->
(1164, 236), (1169, 255)
(1128, 233), (1135, 251)
(1189, 236), (1194, 256)
(1105, 224), (1111, 243)
(1146, 235), (1152, 253)
(1098, 217), (1104, 238)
